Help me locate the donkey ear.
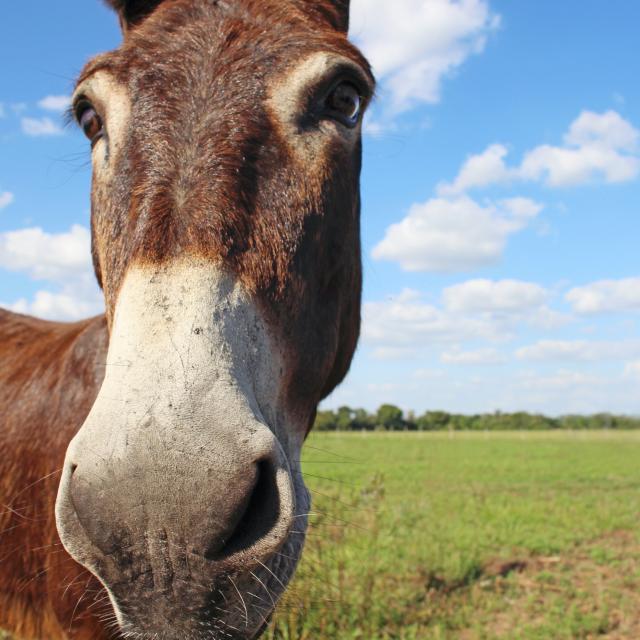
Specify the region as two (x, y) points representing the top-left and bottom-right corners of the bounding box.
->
(103, 0), (165, 31)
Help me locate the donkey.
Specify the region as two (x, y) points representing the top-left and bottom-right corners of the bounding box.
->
(0, 1), (373, 638)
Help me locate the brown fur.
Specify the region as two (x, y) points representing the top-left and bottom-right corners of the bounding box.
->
(0, 311), (109, 638)
(0, 1), (373, 637)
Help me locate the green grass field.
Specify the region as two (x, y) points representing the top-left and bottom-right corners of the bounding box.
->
(3, 431), (639, 639)
(266, 431), (640, 639)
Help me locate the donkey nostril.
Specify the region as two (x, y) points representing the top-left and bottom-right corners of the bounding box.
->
(205, 460), (281, 561)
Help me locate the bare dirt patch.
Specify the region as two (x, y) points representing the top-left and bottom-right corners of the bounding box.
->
(458, 530), (640, 639)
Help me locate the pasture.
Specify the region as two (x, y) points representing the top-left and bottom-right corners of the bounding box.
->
(266, 431), (640, 639)
(3, 431), (639, 639)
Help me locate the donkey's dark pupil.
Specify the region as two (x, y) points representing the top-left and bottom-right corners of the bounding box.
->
(329, 83), (361, 120)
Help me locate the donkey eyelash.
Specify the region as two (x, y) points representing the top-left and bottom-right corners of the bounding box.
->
(63, 104), (77, 129)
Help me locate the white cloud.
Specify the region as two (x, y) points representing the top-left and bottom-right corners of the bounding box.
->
(516, 339), (640, 363)
(0, 225), (91, 281)
(38, 95), (71, 112)
(0, 223), (105, 321)
(373, 115), (637, 282)
(526, 306), (572, 331)
(521, 109), (640, 187)
(624, 361), (640, 380)
(363, 279), (568, 361)
(443, 278), (568, 330)
(351, 0), (500, 114)
(520, 142), (639, 187)
(500, 196), (543, 219)
(565, 277), (640, 314)
(21, 116), (64, 137)
(372, 195), (542, 272)
(441, 347), (506, 365)
(564, 110), (638, 152)
(505, 367), (640, 414)
(439, 111), (640, 192)
(5, 286), (103, 322)
(437, 144), (511, 195)
(515, 369), (605, 392)
(443, 279), (548, 313)
(0, 192), (14, 210)
(363, 288), (504, 353)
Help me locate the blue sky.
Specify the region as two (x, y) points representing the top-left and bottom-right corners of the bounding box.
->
(1, 1), (639, 415)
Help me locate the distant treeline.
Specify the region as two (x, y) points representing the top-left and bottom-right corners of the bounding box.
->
(314, 405), (640, 431)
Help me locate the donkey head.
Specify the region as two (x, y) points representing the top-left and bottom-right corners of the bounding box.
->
(55, 0), (373, 638)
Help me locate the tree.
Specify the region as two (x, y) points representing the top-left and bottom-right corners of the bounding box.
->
(314, 410), (337, 431)
(336, 406), (354, 431)
(416, 411), (451, 431)
(352, 408), (374, 431)
(405, 411), (418, 431)
(376, 404), (405, 431)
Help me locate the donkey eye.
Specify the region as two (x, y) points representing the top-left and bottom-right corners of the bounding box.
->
(76, 101), (104, 146)
(325, 82), (362, 127)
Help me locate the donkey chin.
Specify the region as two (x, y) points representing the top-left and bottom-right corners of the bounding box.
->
(55, 260), (310, 640)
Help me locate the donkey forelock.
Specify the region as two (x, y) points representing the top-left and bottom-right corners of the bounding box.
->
(105, 0), (352, 32)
